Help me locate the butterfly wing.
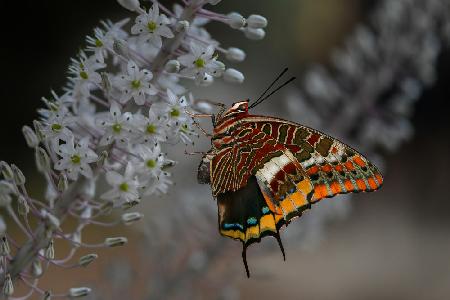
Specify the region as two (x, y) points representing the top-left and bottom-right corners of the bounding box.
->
(210, 116), (383, 276)
(250, 116), (384, 201)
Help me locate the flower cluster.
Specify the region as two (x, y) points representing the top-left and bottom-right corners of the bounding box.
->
(0, 0), (267, 298)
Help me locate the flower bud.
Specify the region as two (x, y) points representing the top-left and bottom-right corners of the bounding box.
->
(165, 60), (181, 73)
(32, 258), (43, 277)
(195, 73), (214, 86)
(33, 120), (46, 141)
(78, 253), (98, 267)
(35, 147), (51, 173)
(0, 218), (5, 237)
(105, 237), (128, 247)
(22, 125), (39, 148)
(121, 212), (143, 225)
(101, 72), (112, 94)
(69, 287), (91, 298)
(113, 39), (130, 58)
(116, 0), (140, 11)
(45, 239), (55, 260)
(17, 195), (30, 216)
(224, 68), (245, 83)
(244, 28), (266, 40)
(247, 14), (268, 29)
(97, 150), (109, 168)
(1, 236), (10, 256)
(226, 47), (246, 62)
(2, 274), (13, 296)
(176, 20), (190, 32)
(227, 12), (246, 29)
(57, 174), (69, 192)
(0, 161), (14, 181)
(11, 164), (26, 185)
(121, 199), (140, 210)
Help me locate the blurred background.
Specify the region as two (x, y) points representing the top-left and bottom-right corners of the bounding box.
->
(1, 0), (449, 299)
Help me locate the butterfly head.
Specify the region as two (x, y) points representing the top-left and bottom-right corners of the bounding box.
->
(214, 99), (249, 125)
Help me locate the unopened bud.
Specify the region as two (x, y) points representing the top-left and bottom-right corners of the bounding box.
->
(195, 73), (214, 86)
(78, 253), (98, 267)
(33, 120), (45, 141)
(121, 199), (140, 210)
(165, 60), (181, 73)
(57, 174), (69, 192)
(116, 0), (140, 11)
(22, 125), (39, 148)
(32, 258), (43, 277)
(247, 14), (268, 29)
(2, 274), (13, 296)
(176, 20), (189, 32)
(105, 237), (128, 247)
(36, 147), (51, 173)
(17, 195), (30, 215)
(1, 236), (10, 256)
(224, 68), (245, 83)
(121, 212), (143, 225)
(226, 47), (246, 62)
(97, 151), (108, 168)
(69, 287), (91, 298)
(227, 12), (246, 29)
(244, 28), (266, 40)
(101, 72), (112, 94)
(45, 239), (55, 260)
(113, 39), (130, 58)
(0, 218), (5, 237)
(0, 161), (14, 180)
(11, 164), (26, 185)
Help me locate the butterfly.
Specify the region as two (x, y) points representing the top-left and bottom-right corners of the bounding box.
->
(195, 69), (383, 277)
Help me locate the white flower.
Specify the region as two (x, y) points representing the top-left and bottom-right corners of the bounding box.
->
(178, 42), (225, 81)
(115, 60), (157, 105)
(96, 102), (134, 147)
(132, 108), (168, 145)
(54, 136), (98, 180)
(157, 89), (189, 125)
(86, 28), (110, 64)
(142, 170), (172, 196)
(101, 162), (140, 204)
(134, 144), (166, 178)
(131, 4), (174, 48)
(40, 105), (75, 149)
(68, 52), (105, 97)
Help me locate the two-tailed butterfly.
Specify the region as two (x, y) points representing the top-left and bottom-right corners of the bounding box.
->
(195, 69), (383, 277)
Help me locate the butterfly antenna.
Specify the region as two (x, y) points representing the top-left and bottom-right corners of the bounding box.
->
(249, 76), (296, 109)
(252, 67), (289, 105)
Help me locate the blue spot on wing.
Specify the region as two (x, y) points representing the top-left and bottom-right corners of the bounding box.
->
(247, 217), (258, 225)
(262, 206), (270, 214)
(223, 223), (244, 230)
